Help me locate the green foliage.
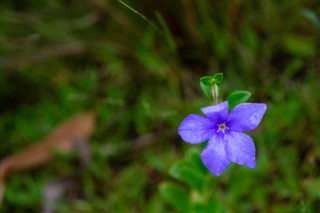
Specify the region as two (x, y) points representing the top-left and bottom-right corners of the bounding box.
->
(0, 0), (319, 212)
(159, 182), (190, 212)
(199, 79), (212, 98)
(200, 73), (224, 86)
(212, 73), (223, 84)
(200, 73), (223, 99)
(227, 90), (252, 110)
(161, 147), (226, 213)
(169, 148), (207, 192)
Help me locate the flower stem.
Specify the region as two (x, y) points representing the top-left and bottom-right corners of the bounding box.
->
(211, 84), (219, 105)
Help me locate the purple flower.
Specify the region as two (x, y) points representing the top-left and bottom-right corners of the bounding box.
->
(178, 101), (267, 176)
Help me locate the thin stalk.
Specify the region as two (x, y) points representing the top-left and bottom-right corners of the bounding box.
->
(211, 84), (219, 105)
(118, 0), (161, 33)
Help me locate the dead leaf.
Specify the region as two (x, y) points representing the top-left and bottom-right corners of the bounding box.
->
(0, 111), (95, 205)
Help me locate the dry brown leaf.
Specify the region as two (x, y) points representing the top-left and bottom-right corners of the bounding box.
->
(0, 111), (95, 205)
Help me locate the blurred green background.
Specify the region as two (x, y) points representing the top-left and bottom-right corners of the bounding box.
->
(0, 0), (319, 212)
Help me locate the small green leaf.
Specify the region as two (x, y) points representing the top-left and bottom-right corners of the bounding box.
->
(200, 76), (214, 86)
(227, 90), (252, 110)
(159, 182), (190, 212)
(200, 81), (212, 98)
(212, 73), (223, 84)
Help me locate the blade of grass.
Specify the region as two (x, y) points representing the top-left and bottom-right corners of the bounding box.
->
(155, 12), (177, 52)
(118, 0), (161, 33)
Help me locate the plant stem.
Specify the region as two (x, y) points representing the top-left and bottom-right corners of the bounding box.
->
(211, 84), (219, 105)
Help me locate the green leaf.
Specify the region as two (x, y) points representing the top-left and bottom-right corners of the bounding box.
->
(227, 90), (252, 110)
(169, 161), (205, 192)
(200, 80), (212, 98)
(159, 182), (190, 212)
(212, 73), (223, 84)
(200, 76), (214, 86)
(185, 148), (208, 175)
(192, 202), (219, 213)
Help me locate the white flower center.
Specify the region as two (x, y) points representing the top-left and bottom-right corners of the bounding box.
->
(217, 123), (228, 134)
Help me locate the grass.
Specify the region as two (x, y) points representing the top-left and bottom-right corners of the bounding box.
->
(0, 0), (319, 212)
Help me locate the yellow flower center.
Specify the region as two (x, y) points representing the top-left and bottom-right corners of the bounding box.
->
(217, 123), (228, 134)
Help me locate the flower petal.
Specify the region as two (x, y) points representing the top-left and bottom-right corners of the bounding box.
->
(201, 135), (230, 176)
(225, 132), (256, 168)
(178, 114), (215, 144)
(201, 101), (228, 124)
(227, 103), (267, 131)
